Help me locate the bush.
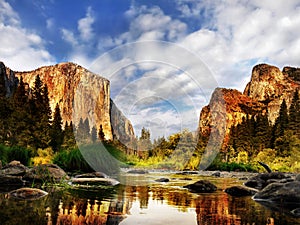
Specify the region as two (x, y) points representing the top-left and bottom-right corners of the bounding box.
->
(53, 148), (93, 173)
(7, 146), (31, 166)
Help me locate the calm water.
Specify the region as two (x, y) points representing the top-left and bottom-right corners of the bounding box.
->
(0, 171), (300, 225)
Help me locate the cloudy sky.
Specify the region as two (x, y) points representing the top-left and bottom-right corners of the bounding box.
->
(1, 0), (300, 139)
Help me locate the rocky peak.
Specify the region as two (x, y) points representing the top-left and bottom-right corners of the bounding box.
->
(199, 63), (300, 147)
(0, 61), (135, 142)
(244, 63), (300, 123)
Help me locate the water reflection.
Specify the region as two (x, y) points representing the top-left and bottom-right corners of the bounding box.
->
(1, 174), (300, 225)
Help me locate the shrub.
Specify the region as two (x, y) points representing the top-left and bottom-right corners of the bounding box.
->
(7, 146), (31, 166)
(53, 148), (93, 173)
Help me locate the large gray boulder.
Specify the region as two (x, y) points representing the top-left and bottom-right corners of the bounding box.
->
(244, 172), (292, 190)
(253, 181), (300, 203)
(23, 164), (69, 182)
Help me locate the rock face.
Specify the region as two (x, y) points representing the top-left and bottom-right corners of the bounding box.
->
(0, 61), (134, 142)
(199, 64), (300, 145)
(0, 62), (18, 97)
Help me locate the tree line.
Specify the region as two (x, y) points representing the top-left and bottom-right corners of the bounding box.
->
(0, 75), (107, 154)
(225, 90), (300, 165)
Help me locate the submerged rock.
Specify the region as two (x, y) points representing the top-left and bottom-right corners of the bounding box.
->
(0, 161), (28, 176)
(225, 186), (257, 197)
(75, 172), (108, 178)
(9, 187), (48, 200)
(184, 180), (217, 193)
(71, 177), (120, 186)
(127, 169), (149, 174)
(23, 164), (69, 182)
(155, 178), (169, 182)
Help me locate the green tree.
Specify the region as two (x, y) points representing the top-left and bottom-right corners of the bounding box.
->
(98, 124), (105, 141)
(61, 121), (77, 150)
(288, 90), (300, 136)
(50, 103), (64, 152)
(91, 126), (97, 143)
(138, 127), (152, 159)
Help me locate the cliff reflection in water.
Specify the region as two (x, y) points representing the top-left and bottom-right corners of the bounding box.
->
(1, 178), (300, 225)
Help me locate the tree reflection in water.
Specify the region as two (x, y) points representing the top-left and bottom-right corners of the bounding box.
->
(1, 175), (300, 225)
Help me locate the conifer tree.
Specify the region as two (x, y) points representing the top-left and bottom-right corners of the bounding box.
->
(288, 90), (300, 136)
(62, 121), (77, 150)
(50, 103), (64, 152)
(98, 124), (105, 141)
(91, 126), (97, 143)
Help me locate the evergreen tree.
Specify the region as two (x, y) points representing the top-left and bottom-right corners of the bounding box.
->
(30, 75), (52, 149)
(9, 77), (31, 147)
(62, 121), (77, 150)
(50, 103), (64, 152)
(254, 113), (271, 154)
(91, 126), (97, 143)
(288, 90), (300, 136)
(138, 127), (152, 159)
(98, 124), (105, 141)
(272, 99), (290, 156)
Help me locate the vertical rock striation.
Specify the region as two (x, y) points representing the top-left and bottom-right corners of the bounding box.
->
(0, 61), (134, 142)
(199, 63), (300, 146)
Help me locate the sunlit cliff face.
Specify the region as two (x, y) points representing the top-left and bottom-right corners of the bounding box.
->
(199, 64), (300, 146)
(12, 62), (134, 142)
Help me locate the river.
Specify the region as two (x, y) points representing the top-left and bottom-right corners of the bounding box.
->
(0, 171), (299, 225)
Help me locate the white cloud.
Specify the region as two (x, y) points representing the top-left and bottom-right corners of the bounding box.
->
(0, 0), (55, 71)
(179, 0), (300, 90)
(78, 6), (95, 41)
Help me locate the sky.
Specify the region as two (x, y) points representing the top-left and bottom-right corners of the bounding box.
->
(1, 0), (300, 139)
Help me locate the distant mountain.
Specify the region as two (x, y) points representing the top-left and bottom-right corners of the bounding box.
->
(0, 61), (135, 144)
(199, 63), (300, 149)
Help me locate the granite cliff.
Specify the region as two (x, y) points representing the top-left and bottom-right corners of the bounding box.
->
(199, 64), (300, 146)
(0, 61), (134, 143)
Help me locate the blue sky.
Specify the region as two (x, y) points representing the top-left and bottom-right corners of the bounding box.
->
(1, 0), (300, 139)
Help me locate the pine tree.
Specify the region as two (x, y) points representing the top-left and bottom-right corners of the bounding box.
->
(50, 103), (64, 152)
(98, 124), (105, 141)
(272, 99), (290, 156)
(91, 126), (97, 143)
(254, 113), (271, 154)
(30, 75), (52, 149)
(288, 90), (300, 136)
(62, 121), (77, 150)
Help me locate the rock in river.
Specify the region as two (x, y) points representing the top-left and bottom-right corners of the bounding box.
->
(225, 186), (257, 197)
(9, 187), (48, 200)
(184, 180), (217, 193)
(71, 177), (120, 186)
(155, 178), (169, 182)
(253, 181), (300, 203)
(244, 172), (292, 190)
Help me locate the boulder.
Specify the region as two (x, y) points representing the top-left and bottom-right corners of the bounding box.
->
(0, 161), (29, 176)
(244, 172), (291, 190)
(253, 181), (300, 203)
(0, 174), (24, 186)
(184, 180), (217, 193)
(127, 169), (149, 174)
(211, 171), (221, 177)
(23, 164), (69, 182)
(75, 171), (107, 178)
(71, 177), (120, 186)
(9, 187), (48, 200)
(295, 174), (300, 182)
(225, 186), (257, 197)
(155, 178), (169, 182)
